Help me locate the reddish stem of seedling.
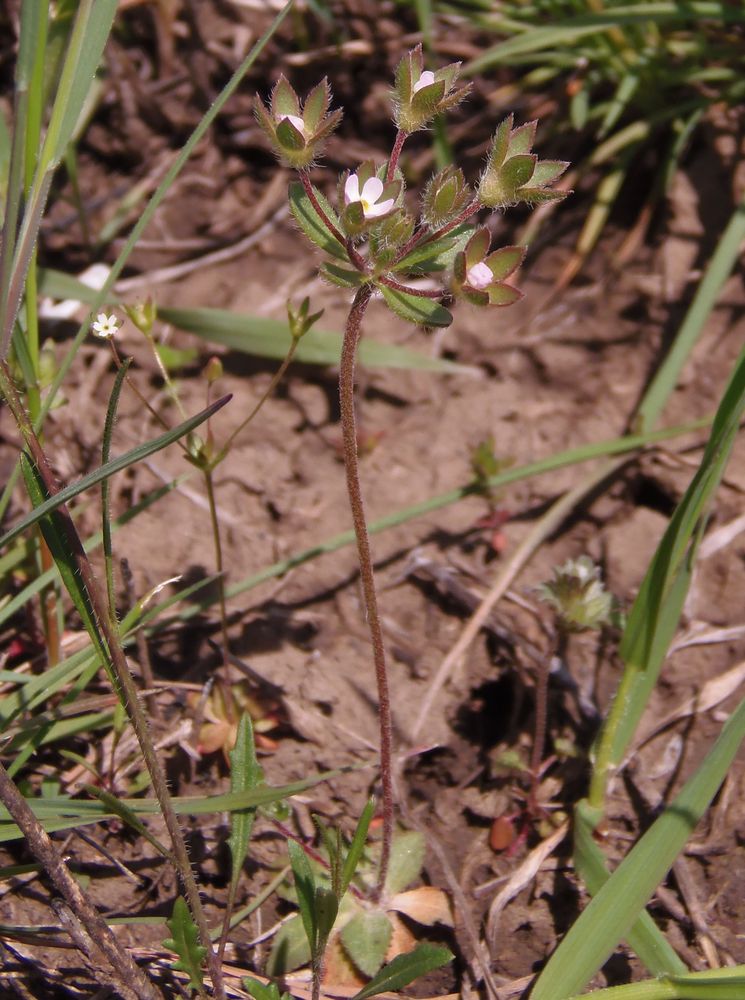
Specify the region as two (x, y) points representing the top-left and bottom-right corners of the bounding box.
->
(298, 169), (346, 247)
(386, 129), (407, 183)
(339, 283), (393, 900)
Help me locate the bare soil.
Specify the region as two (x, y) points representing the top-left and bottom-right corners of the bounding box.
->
(1, 3), (745, 998)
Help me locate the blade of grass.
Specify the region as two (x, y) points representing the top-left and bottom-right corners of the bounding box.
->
(590, 341), (745, 810)
(530, 695), (745, 999)
(0, 767), (356, 843)
(0, 395), (231, 552)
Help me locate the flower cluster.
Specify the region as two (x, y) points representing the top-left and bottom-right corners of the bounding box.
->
(537, 556), (617, 632)
(258, 49), (568, 327)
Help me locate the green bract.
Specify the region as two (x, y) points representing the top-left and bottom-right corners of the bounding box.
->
(478, 114), (570, 209)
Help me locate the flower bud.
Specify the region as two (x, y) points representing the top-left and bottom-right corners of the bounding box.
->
(124, 299), (156, 334)
(478, 114), (570, 210)
(255, 76), (342, 169)
(393, 45), (470, 134)
(421, 166), (471, 228)
(204, 356), (223, 384)
(452, 227), (525, 307)
(287, 296), (324, 339)
(537, 556), (617, 631)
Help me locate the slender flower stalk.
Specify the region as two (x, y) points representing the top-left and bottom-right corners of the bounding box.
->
(339, 284), (393, 898)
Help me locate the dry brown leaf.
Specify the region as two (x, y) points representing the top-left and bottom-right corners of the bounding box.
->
(388, 887), (454, 927)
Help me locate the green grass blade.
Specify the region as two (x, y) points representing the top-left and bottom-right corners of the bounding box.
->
(636, 190), (745, 431)
(155, 306), (473, 374)
(0, 768), (352, 842)
(19, 452), (107, 665)
(531, 696), (745, 1000)
(37, 0), (116, 174)
(175, 418), (710, 620)
(590, 343), (745, 806)
(39, 1), (293, 420)
(0, 395), (230, 551)
(573, 801), (687, 978)
(101, 357), (131, 614)
(35, 270), (474, 372)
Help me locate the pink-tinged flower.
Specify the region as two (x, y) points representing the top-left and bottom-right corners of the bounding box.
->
(465, 261), (493, 290)
(412, 70), (436, 95)
(278, 113), (305, 134)
(344, 174), (395, 219)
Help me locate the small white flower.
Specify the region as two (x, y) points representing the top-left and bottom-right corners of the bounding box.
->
(466, 261), (493, 290)
(91, 312), (119, 339)
(344, 174), (395, 219)
(413, 70), (436, 95)
(278, 113), (305, 134)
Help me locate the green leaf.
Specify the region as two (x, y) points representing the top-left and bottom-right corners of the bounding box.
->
(228, 714), (264, 893)
(315, 885), (339, 948)
(341, 910), (392, 977)
(340, 798), (375, 897)
(243, 978), (291, 1000)
(351, 943), (454, 999)
(266, 914), (312, 976)
(38, 0), (117, 173)
(288, 181), (346, 260)
(384, 831), (425, 895)
(393, 224), (472, 273)
(0, 395), (231, 552)
(320, 262), (364, 288)
(162, 896), (207, 991)
(19, 454), (109, 678)
(379, 285), (453, 328)
(287, 839), (318, 957)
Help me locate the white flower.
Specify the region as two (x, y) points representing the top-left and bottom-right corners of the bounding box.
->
(344, 174), (395, 219)
(91, 312), (119, 339)
(466, 261), (493, 290)
(278, 113), (305, 134)
(413, 70), (436, 95)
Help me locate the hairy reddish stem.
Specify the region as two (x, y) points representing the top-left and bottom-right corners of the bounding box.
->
(378, 274), (444, 298)
(298, 170), (346, 247)
(339, 284), (393, 898)
(393, 198), (483, 266)
(386, 129), (407, 183)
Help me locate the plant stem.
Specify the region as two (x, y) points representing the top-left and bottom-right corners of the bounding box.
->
(339, 283), (393, 899)
(203, 467), (231, 669)
(0, 361), (226, 1000)
(387, 129), (407, 182)
(393, 198), (482, 266)
(0, 762), (162, 1000)
(377, 274), (444, 298)
(298, 169), (346, 246)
